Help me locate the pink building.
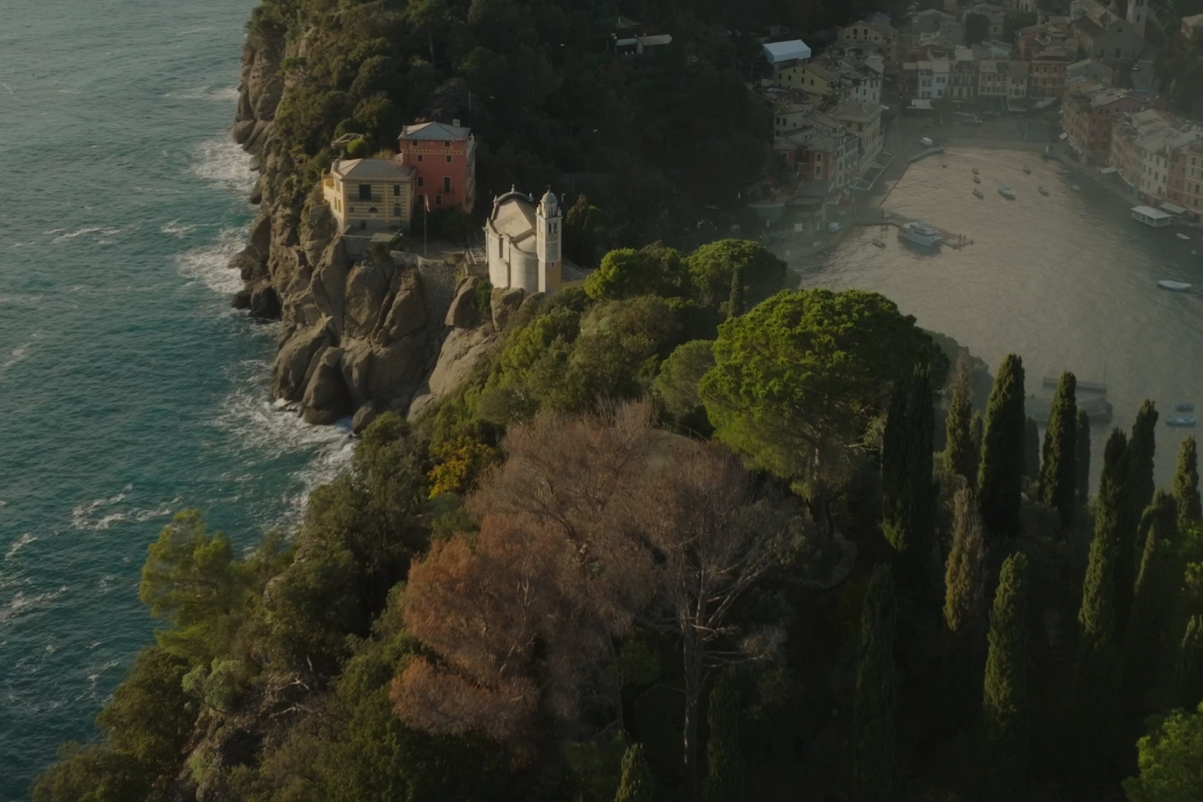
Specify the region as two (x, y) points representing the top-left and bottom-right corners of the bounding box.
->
(396, 119), (478, 213)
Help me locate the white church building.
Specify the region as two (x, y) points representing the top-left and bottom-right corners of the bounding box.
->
(484, 188), (587, 294)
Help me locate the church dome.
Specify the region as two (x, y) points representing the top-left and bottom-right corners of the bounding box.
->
(540, 189), (559, 215)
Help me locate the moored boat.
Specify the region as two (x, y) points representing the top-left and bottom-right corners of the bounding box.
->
(1167, 417), (1197, 428)
(1178, 233), (1191, 240)
(972, 167), (980, 175)
(1038, 186), (1049, 196)
(1071, 184), (1081, 191)
(1176, 403), (1195, 412)
(973, 188), (984, 198)
(1158, 280), (1192, 292)
(998, 186), (1016, 199)
(973, 175), (981, 184)
(1023, 166), (1031, 174)
(899, 221), (944, 247)
(872, 238), (886, 248)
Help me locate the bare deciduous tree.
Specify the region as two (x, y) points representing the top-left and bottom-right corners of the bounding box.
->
(639, 439), (797, 800)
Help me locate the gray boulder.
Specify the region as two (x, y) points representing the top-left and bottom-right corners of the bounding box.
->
(376, 267), (427, 344)
(445, 276), (482, 329)
(301, 348), (353, 425)
(272, 320), (331, 401)
(249, 282), (281, 319)
(491, 287), (525, 331)
(351, 402), (379, 435)
(344, 262), (393, 340)
(407, 325), (499, 421)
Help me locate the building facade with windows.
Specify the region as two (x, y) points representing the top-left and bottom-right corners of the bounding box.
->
(321, 158), (416, 233)
(396, 120), (477, 213)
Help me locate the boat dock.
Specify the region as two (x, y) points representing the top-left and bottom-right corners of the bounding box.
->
(907, 146), (945, 164)
(858, 209), (974, 249)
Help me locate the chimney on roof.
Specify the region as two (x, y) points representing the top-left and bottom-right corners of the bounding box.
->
(452, 118), (461, 127)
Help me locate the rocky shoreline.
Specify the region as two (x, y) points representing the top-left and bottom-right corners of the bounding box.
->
(228, 26), (503, 433)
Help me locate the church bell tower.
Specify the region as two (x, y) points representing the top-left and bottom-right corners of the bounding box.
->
(536, 188), (562, 293)
(1127, 0), (1148, 40)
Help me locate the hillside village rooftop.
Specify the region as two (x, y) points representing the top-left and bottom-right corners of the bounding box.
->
(763, 39), (812, 64)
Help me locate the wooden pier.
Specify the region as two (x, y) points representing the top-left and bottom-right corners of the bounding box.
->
(857, 209), (974, 249)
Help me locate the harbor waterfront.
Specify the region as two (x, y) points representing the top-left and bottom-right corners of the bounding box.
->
(794, 146), (1203, 489)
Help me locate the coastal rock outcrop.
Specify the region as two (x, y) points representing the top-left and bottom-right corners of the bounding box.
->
(445, 276), (483, 329)
(230, 15), (446, 424)
(407, 325), (499, 421)
(491, 287), (525, 331)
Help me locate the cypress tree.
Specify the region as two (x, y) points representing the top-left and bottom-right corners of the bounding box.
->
(1134, 490), (1177, 566)
(1024, 417), (1041, 480)
(1074, 430), (1128, 789)
(615, 743), (654, 802)
(1127, 401), (1160, 525)
(726, 260), (745, 320)
(971, 412), (985, 478)
(1039, 372), (1078, 530)
(1117, 402), (1159, 633)
(944, 489), (987, 637)
(882, 368), (936, 600)
(1079, 430), (1129, 655)
(703, 671), (745, 802)
(1174, 436), (1202, 533)
(982, 552), (1032, 802)
(1076, 407), (1091, 507)
(1122, 501), (1173, 709)
(1174, 616), (1203, 711)
(978, 355), (1026, 542)
(945, 355), (977, 486)
(854, 565), (898, 802)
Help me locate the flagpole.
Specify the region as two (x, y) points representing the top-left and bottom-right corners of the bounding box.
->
(423, 194), (429, 257)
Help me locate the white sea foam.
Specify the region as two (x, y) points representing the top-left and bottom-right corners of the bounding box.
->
(191, 136), (255, 195)
(0, 586), (70, 626)
(161, 220), (198, 238)
(5, 534), (36, 562)
(0, 339), (34, 381)
(166, 85), (240, 101)
(70, 489), (179, 532)
(52, 226), (128, 244)
(176, 227), (246, 296)
(213, 381), (356, 523)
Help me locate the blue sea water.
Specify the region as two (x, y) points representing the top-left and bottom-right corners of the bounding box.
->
(0, 2), (353, 797)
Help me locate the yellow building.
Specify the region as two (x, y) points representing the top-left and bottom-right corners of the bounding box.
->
(321, 158), (417, 234)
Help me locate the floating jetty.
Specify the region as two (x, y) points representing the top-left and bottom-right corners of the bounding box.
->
(907, 146), (945, 164)
(867, 211), (973, 249)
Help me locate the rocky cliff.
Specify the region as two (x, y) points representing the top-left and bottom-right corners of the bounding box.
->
(226, 26), (494, 430)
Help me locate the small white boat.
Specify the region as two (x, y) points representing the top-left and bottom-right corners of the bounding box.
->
(972, 167), (980, 175)
(973, 175), (981, 184)
(1071, 184), (1082, 191)
(973, 188), (984, 198)
(1178, 233), (1191, 241)
(998, 186), (1016, 199)
(872, 238), (886, 248)
(1167, 417), (1197, 428)
(941, 161), (948, 168)
(1038, 186), (1049, 196)
(1159, 280), (1192, 292)
(900, 221), (944, 247)
(920, 136), (934, 147)
(1023, 166), (1031, 174)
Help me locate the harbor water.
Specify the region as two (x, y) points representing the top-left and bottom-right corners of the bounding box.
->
(800, 147), (1203, 489)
